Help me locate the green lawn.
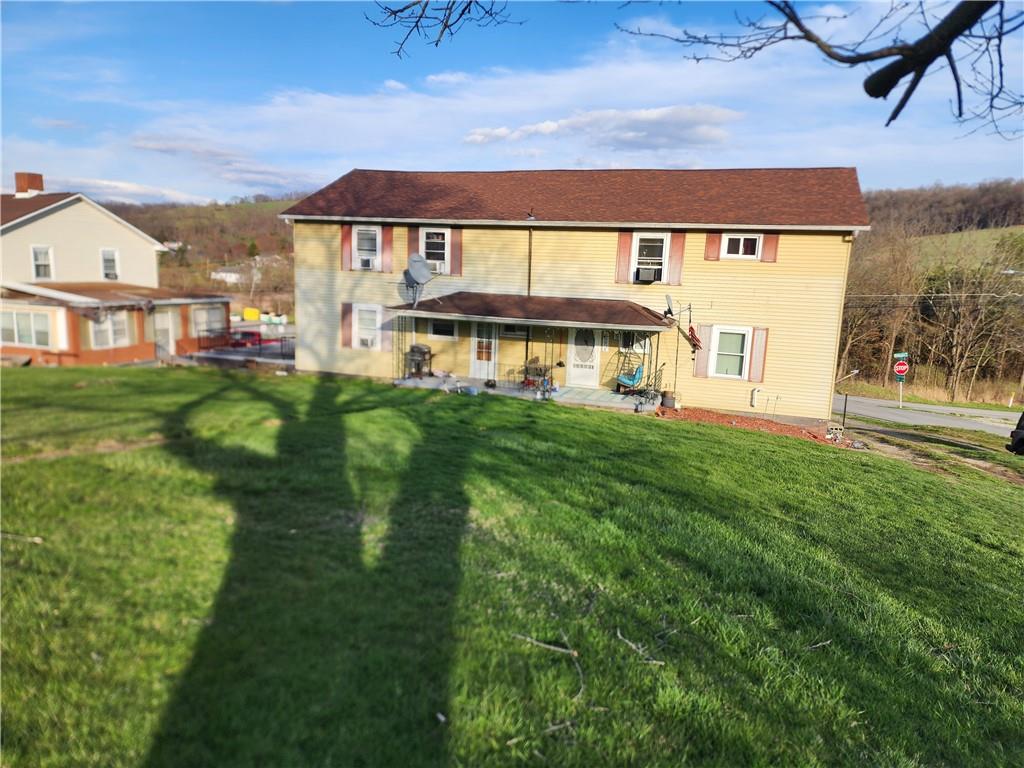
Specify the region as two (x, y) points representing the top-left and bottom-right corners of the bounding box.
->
(3, 368), (1022, 767)
(837, 379), (1021, 412)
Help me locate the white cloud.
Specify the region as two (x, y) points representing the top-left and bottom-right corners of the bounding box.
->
(464, 105), (740, 149)
(425, 71), (470, 85)
(31, 117), (79, 130)
(51, 176), (211, 205)
(382, 79), (408, 91)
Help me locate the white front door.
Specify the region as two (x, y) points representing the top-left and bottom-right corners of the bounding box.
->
(154, 310), (174, 358)
(567, 327), (600, 387)
(470, 322), (498, 380)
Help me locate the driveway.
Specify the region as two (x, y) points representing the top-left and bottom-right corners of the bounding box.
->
(832, 394), (1020, 437)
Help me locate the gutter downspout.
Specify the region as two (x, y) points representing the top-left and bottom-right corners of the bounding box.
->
(524, 226), (534, 379)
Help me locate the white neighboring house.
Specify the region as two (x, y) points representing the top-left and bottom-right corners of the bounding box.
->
(1, 172), (162, 286)
(0, 172), (230, 367)
(210, 264), (255, 286)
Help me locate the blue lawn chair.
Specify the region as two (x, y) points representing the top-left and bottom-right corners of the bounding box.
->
(616, 364), (643, 390)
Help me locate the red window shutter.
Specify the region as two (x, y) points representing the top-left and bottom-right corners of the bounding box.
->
(748, 327), (769, 382)
(693, 324), (712, 377)
(761, 234), (779, 263)
(340, 302), (352, 348)
(668, 232), (685, 285)
(704, 232), (721, 261)
(615, 231), (632, 283)
(407, 226), (419, 270)
(450, 228), (463, 276)
(341, 225), (352, 271)
(381, 226), (393, 272)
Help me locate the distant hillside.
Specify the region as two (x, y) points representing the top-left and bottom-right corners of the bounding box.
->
(106, 196), (299, 264)
(864, 178), (1023, 234)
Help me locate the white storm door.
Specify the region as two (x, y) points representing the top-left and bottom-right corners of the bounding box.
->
(567, 327), (600, 387)
(469, 322), (498, 379)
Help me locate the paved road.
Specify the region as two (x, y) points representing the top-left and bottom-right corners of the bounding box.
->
(832, 394), (1020, 437)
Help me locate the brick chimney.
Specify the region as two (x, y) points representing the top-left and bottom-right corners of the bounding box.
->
(14, 172), (45, 198)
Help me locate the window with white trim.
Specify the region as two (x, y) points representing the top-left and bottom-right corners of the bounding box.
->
(420, 228), (450, 275)
(428, 319), (457, 339)
(101, 248), (119, 280)
(500, 324), (528, 338)
(710, 326), (751, 378)
(32, 245), (53, 279)
(721, 234), (762, 260)
(618, 331), (649, 353)
(353, 226), (381, 271)
(192, 305), (226, 337)
(91, 311), (130, 349)
(1, 310), (51, 348)
(631, 232), (668, 283)
(354, 304), (381, 349)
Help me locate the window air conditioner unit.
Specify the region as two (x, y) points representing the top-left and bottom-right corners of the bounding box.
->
(427, 260), (444, 275)
(104, 272), (118, 280)
(635, 267), (660, 284)
(360, 258), (374, 270)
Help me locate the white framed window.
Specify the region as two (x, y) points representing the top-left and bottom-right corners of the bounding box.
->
(420, 228), (451, 275)
(721, 234), (762, 260)
(500, 324), (528, 338)
(32, 245), (54, 280)
(710, 325), (752, 379)
(192, 304), (226, 337)
(1, 310), (51, 348)
(353, 225), (381, 271)
(428, 318), (457, 339)
(91, 311), (130, 349)
(631, 232), (669, 284)
(354, 303), (382, 349)
(100, 248), (119, 280)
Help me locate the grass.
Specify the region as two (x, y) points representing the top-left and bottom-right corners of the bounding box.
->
(838, 379), (1021, 411)
(3, 367), (1023, 767)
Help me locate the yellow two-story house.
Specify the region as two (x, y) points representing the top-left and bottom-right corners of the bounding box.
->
(283, 168), (869, 426)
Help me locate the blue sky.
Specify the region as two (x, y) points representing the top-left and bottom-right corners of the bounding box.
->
(2, 1), (1022, 203)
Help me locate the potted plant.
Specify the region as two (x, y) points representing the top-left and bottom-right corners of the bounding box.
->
(661, 390), (677, 409)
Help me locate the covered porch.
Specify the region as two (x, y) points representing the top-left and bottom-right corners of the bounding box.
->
(388, 291), (676, 406)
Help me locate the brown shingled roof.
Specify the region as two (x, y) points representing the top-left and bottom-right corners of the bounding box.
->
(284, 168), (869, 228)
(391, 291), (673, 330)
(1, 193), (78, 226)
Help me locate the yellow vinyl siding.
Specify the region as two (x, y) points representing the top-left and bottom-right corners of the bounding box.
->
(292, 221), (853, 420)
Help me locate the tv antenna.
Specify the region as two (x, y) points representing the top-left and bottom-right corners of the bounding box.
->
(403, 253), (434, 308)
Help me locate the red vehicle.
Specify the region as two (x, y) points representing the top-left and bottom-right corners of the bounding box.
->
(229, 330), (262, 348)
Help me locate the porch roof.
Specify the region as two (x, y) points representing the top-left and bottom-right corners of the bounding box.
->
(1, 281), (227, 309)
(390, 291), (674, 332)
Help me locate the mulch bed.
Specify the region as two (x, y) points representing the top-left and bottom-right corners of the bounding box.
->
(655, 406), (843, 446)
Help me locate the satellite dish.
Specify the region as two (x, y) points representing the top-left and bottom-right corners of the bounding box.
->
(403, 253), (434, 308)
(664, 294), (674, 318)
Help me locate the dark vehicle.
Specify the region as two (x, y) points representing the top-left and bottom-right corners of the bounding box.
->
(1007, 412), (1024, 455)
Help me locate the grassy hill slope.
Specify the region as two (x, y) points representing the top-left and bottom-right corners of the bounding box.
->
(3, 368), (1021, 767)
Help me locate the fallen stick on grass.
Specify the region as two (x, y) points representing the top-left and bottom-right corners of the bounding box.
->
(616, 628), (666, 665)
(0, 532), (44, 544)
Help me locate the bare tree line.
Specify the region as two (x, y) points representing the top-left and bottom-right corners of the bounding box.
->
(840, 217), (1024, 402)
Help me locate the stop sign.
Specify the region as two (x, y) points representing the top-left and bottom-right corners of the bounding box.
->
(893, 360), (910, 376)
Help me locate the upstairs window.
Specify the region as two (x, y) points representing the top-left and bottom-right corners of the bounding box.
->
(101, 248), (119, 280)
(721, 234), (762, 260)
(421, 228), (450, 275)
(631, 233), (668, 283)
(355, 304), (381, 349)
(32, 245), (53, 280)
(92, 311), (130, 349)
(711, 326), (751, 378)
(354, 226), (381, 271)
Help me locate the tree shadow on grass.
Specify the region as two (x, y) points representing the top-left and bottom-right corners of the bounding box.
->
(144, 373), (473, 767)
